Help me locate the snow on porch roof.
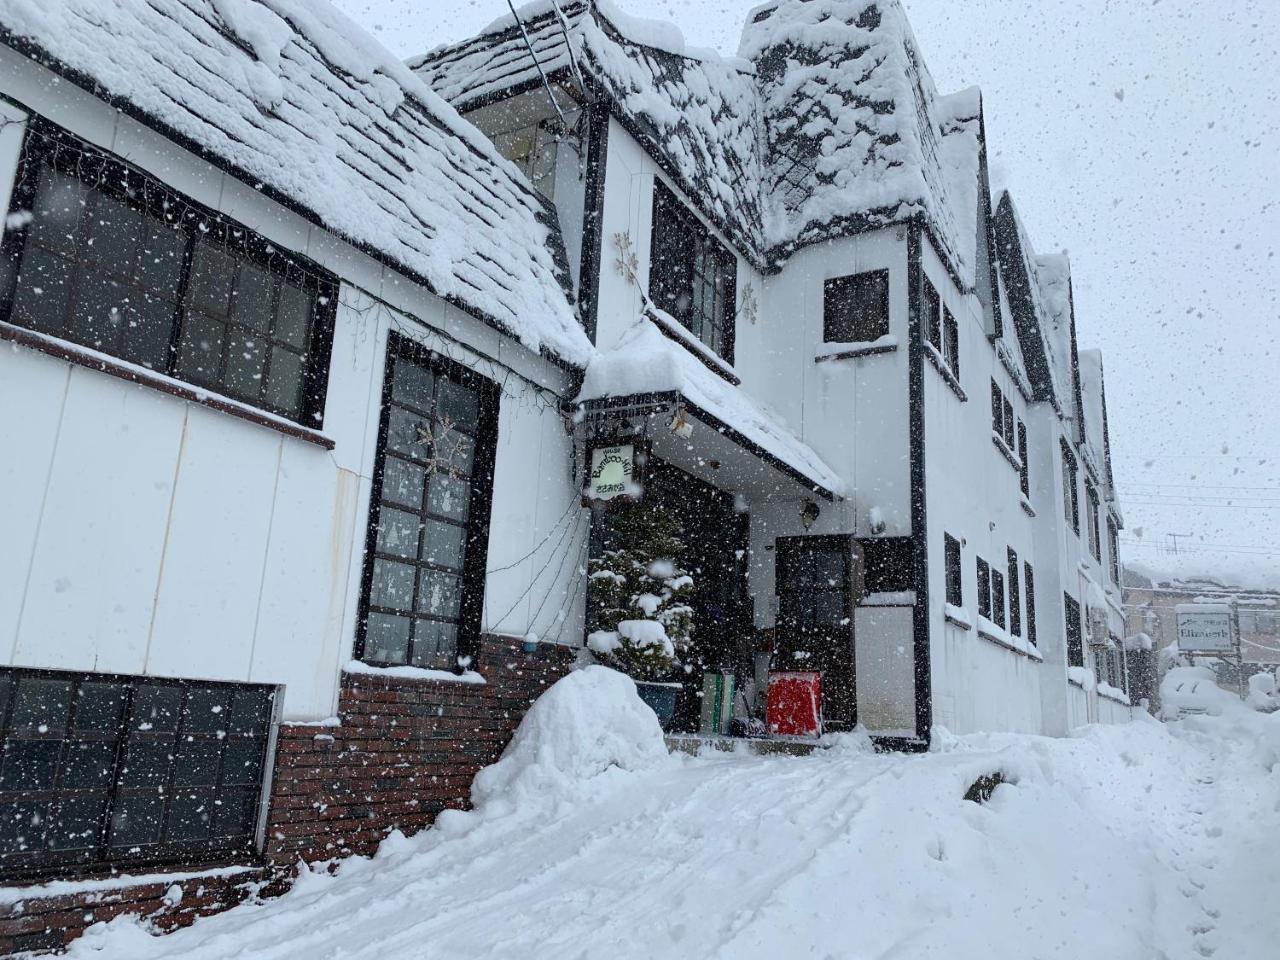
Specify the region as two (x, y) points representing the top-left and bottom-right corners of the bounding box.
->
(576, 320), (846, 501)
(0, 0), (592, 367)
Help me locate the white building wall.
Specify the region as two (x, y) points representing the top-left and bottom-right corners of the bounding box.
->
(0, 56), (585, 721)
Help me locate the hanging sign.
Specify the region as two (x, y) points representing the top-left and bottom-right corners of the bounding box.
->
(584, 442), (641, 504)
(1175, 605), (1236, 654)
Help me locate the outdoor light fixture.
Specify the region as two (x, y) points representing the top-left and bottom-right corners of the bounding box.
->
(800, 499), (821, 530)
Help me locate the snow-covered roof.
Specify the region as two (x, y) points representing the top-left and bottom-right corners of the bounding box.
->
(416, 0), (985, 280)
(576, 319), (846, 499)
(0, 0), (592, 367)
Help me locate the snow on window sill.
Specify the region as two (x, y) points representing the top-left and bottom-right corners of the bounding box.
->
(644, 305), (740, 386)
(1097, 682), (1131, 706)
(944, 603), (973, 630)
(1067, 666), (1096, 691)
(861, 590), (916, 607)
(0, 864), (262, 905)
(342, 660), (487, 685)
(976, 615), (1043, 661)
(815, 334), (898, 363)
(991, 433), (1021, 471)
(922, 341), (966, 400)
(1020, 496), (1036, 517)
(0, 321), (335, 450)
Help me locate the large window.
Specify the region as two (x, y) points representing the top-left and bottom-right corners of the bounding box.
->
(824, 270), (889, 343)
(991, 568), (1007, 630)
(1085, 481), (1102, 561)
(1025, 562), (1037, 645)
(944, 534), (963, 607)
(1007, 548), (1022, 638)
(0, 123), (335, 425)
(650, 182), (737, 363)
(976, 557), (991, 620)
(1065, 593), (1084, 667)
(1061, 441), (1080, 533)
(1017, 421), (1030, 497)
(0, 668), (276, 882)
(358, 335), (499, 669)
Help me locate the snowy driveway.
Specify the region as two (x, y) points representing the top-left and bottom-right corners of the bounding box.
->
(68, 673), (1280, 960)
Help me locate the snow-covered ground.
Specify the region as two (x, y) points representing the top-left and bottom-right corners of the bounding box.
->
(67, 668), (1280, 960)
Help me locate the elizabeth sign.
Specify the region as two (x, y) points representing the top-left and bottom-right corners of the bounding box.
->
(1175, 606), (1236, 655)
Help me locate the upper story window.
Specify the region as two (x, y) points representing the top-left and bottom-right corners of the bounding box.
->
(1085, 481), (1102, 562)
(824, 270), (889, 343)
(976, 556), (991, 620)
(1007, 547), (1022, 638)
(1017, 421), (1030, 497)
(1107, 517), (1120, 583)
(0, 123), (336, 426)
(990, 566), (1007, 630)
(650, 182), (737, 363)
(922, 276), (941, 351)
(1065, 593), (1084, 667)
(464, 84), (582, 201)
(1061, 440), (1080, 533)
(944, 533), (962, 607)
(357, 334), (499, 671)
(942, 305), (959, 376)
(1024, 561), (1037, 645)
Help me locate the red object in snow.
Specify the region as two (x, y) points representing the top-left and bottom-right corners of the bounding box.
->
(767, 671), (822, 737)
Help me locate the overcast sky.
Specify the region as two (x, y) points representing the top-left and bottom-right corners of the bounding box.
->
(332, 0), (1279, 587)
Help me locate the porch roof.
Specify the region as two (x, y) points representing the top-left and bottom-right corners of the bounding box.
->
(576, 320), (845, 502)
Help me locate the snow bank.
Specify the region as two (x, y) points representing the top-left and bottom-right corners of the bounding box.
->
(470, 666), (672, 817)
(1160, 665), (1243, 719)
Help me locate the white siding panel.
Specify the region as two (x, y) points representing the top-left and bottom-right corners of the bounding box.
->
(0, 349), (70, 655)
(146, 405), (280, 681)
(854, 605), (916, 733)
(13, 366), (184, 673)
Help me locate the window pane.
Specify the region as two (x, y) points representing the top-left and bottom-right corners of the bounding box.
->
(177, 313), (226, 384)
(119, 741), (172, 788)
(12, 678), (73, 731)
(87, 193), (143, 280)
(224, 330), (267, 400)
(167, 789), (214, 841)
(29, 166), (88, 252)
(69, 267), (130, 352)
(417, 569), (461, 620)
(421, 519), (466, 570)
(48, 796), (108, 851)
(62, 740), (118, 790)
(74, 683), (128, 731)
(387, 405), (429, 461)
(222, 741), (263, 787)
(187, 241), (235, 318)
(0, 740), (61, 791)
(139, 223), (186, 295)
(12, 247), (73, 334)
(0, 800), (47, 855)
(433, 423), (476, 477)
(364, 612), (411, 663)
(275, 285), (314, 350)
(184, 687), (229, 734)
(124, 292), (175, 370)
(232, 262), (274, 334)
(263, 346), (304, 416)
(427, 474), (470, 523)
(109, 794), (163, 847)
(131, 685), (182, 733)
(376, 507), (421, 559)
(412, 620), (457, 661)
(173, 741), (220, 786)
(369, 559), (416, 612)
(437, 377), (481, 427)
(392, 357), (435, 410)
(381, 456), (426, 510)
(214, 788), (257, 837)
(228, 689), (272, 735)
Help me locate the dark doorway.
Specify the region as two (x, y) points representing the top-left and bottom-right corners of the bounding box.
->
(775, 537), (856, 730)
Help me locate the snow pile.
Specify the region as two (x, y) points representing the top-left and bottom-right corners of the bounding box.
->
(1246, 670), (1279, 712)
(577, 319), (845, 496)
(1160, 665), (1244, 719)
(470, 666), (672, 817)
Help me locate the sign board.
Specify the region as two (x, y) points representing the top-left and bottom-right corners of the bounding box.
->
(585, 443), (639, 503)
(1175, 605), (1236, 654)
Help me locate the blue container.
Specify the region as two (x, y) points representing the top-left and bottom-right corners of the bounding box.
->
(634, 681), (680, 727)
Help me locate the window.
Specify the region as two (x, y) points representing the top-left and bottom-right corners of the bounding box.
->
(1085, 481), (1101, 562)
(1065, 593), (1084, 667)
(0, 667), (275, 882)
(991, 381), (1003, 434)
(1025, 562), (1037, 645)
(1007, 548), (1022, 637)
(860, 537), (914, 593)
(650, 182), (737, 363)
(1002, 397), (1015, 448)
(1017, 421), (1029, 497)
(1107, 518), (1120, 583)
(976, 557), (991, 620)
(942, 306), (959, 375)
(465, 86), (581, 201)
(0, 123), (335, 425)
(824, 270), (889, 343)
(1061, 441), (1079, 533)
(944, 534), (962, 607)
(358, 335), (499, 669)
(922, 277), (941, 351)
(991, 569), (1007, 629)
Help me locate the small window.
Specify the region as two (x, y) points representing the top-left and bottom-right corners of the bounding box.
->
(824, 270), (889, 343)
(944, 534), (962, 607)
(860, 537), (914, 593)
(1, 124), (335, 425)
(650, 182), (737, 363)
(991, 381), (1003, 435)
(1107, 519), (1120, 583)
(943, 306), (959, 374)
(923, 277), (941, 351)
(1085, 482), (1102, 561)
(1025, 562), (1037, 645)
(0, 668), (275, 882)
(1002, 397), (1015, 448)
(991, 569), (1006, 629)
(358, 335), (500, 669)
(1065, 593), (1083, 667)
(1061, 441), (1079, 533)
(1007, 548), (1021, 637)
(976, 557), (991, 620)
(1017, 421), (1029, 497)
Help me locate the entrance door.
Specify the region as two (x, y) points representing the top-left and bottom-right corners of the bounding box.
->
(775, 537), (856, 730)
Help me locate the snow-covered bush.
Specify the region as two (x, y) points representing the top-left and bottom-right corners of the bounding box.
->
(586, 503), (694, 680)
(1246, 671), (1280, 713)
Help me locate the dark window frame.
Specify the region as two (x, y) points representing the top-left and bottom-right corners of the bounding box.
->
(991, 380), (1003, 435)
(976, 557), (991, 620)
(649, 181), (737, 365)
(0, 120), (337, 427)
(1061, 440), (1080, 533)
(1017, 420), (1029, 497)
(922, 276), (942, 351)
(944, 533), (962, 607)
(1065, 593), (1084, 667)
(1107, 517), (1121, 584)
(991, 568), (1007, 629)
(942, 305), (959, 375)
(0, 665), (277, 884)
(1085, 481), (1102, 562)
(1007, 547), (1022, 637)
(823, 269), (890, 344)
(1024, 562), (1037, 645)
(354, 332), (501, 671)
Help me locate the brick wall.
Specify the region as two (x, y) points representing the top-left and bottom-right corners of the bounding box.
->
(0, 635), (576, 955)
